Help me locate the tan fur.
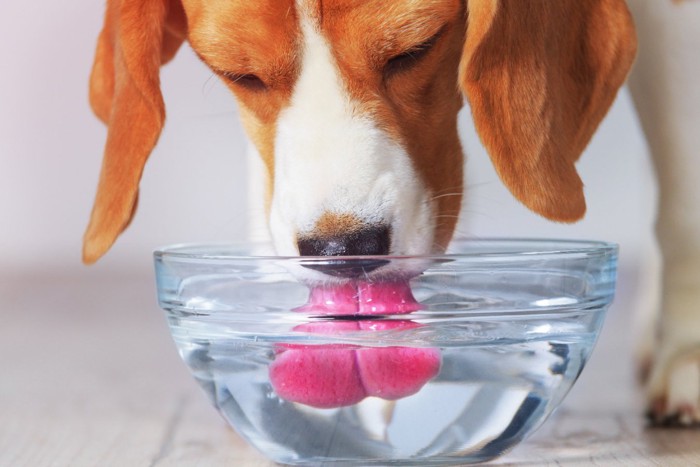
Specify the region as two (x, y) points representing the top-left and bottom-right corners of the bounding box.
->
(462, 0), (637, 222)
(310, 213), (365, 239)
(84, 0), (637, 262)
(84, 0), (187, 264)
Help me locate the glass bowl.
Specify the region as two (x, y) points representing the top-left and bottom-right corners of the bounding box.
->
(154, 238), (617, 466)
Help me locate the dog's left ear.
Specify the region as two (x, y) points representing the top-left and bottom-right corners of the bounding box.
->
(461, 0), (637, 222)
(83, 0), (187, 264)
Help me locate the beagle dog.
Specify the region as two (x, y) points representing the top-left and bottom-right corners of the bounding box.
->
(85, 0), (655, 414)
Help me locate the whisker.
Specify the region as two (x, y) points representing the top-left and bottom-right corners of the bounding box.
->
(201, 73), (218, 96)
(430, 193), (463, 202)
(431, 185), (465, 196)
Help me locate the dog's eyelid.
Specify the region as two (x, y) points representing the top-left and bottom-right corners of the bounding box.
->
(384, 27), (445, 76)
(196, 53), (269, 92)
(220, 71), (268, 91)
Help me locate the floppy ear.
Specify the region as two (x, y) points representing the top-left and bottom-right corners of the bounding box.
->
(461, 0), (637, 222)
(83, 0), (186, 264)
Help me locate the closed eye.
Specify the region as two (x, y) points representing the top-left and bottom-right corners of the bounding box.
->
(221, 72), (267, 92)
(192, 51), (269, 92)
(384, 29), (444, 77)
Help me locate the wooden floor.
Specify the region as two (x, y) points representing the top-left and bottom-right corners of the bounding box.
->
(1, 266), (699, 466)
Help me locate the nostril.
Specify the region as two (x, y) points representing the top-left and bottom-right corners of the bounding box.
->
(353, 224), (391, 256)
(297, 224), (391, 257)
(297, 224), (392, 278)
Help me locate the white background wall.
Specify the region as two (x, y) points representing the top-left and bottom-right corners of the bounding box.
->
(0, 1), (656, 278)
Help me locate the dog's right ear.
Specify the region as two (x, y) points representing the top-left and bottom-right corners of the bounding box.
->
(83, 0), (187, 264)
(460, 0), (637, 223)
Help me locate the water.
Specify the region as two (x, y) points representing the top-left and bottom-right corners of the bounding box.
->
(155, 240), (616, 464)
(167, 311), (602, 466)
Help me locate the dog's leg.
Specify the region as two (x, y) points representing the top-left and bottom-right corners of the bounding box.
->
(627, 0), (700, 425)
(633, 241), (663, 383)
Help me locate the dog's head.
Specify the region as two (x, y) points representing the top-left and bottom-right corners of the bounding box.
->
(82, 0), (636, 263)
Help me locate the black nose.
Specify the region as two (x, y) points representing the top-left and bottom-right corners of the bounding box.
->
(297, 225), (391, 278)
(298, 224), (391, 256)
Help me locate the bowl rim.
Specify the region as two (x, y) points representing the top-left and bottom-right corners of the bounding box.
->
(154, 237), (618, 262)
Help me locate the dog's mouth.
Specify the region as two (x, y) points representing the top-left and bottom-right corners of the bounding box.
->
(296, 223), (393, 278)
(296, 252), (425, 316)
(300, 258), (390, 278)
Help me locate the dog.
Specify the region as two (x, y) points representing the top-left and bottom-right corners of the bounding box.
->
(85, 0), (679, 417)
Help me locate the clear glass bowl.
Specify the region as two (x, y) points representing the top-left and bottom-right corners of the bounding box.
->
(154, 238), (617, 466)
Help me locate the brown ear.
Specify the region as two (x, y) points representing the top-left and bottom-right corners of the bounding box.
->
(461, 0), (637, 222)
(83, 0), (187, 264)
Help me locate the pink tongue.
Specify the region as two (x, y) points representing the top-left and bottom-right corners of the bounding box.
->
(269, 322), (368, 408)
(269, 321), (440, 408)
(270, 282), (439, 409)
(300, 280), (421, 315)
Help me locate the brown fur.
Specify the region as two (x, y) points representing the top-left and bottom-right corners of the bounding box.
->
(311, 213), (366, 239)
(84, 0), (637, 263)
(462, 0), (637, 222)
(84, 0), (186, 264)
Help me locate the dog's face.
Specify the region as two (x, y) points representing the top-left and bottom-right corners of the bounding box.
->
(186, 0), (465, 256)
(82, 0), (637, 263)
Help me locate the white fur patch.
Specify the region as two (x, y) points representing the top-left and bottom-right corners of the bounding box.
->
(269, 7), (434, 256)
